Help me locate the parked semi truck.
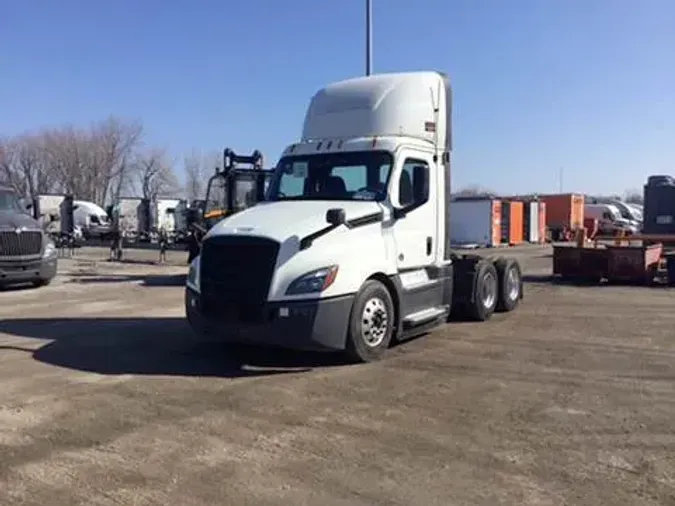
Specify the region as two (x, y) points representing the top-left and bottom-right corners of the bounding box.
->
(0, 185), (57, 288)
(185, 71), (524, 362)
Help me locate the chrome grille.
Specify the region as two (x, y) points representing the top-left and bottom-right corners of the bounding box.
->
(0, 230), (42, 256)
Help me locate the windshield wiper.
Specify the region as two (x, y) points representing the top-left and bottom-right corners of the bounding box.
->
(299, 208), (384, 250)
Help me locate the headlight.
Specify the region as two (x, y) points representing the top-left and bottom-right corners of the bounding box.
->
(285, 265), (338, 295)
(42, 240), (56, 258)
(187, 255), (200, 292)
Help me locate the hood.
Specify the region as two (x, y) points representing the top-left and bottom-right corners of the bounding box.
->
(207, 200), (383, 243)
(0, 211), (41, 230)
(614, 218), (639, 230)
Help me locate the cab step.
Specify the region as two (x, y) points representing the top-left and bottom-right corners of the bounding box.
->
(402, 306), (449, 329)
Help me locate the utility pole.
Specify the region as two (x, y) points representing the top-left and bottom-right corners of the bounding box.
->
(558, 166), (563, 193)
(366, 0), (373, 75)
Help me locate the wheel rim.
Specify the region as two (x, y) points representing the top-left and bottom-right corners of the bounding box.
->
(361, 297), (389, 347)
(482, 271), (497, 309)
(506, 267), (520, 301)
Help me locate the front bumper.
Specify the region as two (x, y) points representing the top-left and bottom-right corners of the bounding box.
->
(185, 288), (354, 351)
(0, 256), (58, 286)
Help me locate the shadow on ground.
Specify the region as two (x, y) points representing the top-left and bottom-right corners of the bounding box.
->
(67, 273), (187, 287)
(0, 283), (41, 293)
(0, 317), (351, 378)
(522, 273), (674, 289)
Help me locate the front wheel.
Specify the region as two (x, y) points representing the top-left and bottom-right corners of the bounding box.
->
(32, 278), (53, 288)
(345, 280), (395, 363)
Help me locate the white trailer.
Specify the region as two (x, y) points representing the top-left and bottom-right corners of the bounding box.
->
(116, 198), (144, 234)
(37, 194), (67, 232)
(156, 198), (181, 233)
(185, 71), (524, 362)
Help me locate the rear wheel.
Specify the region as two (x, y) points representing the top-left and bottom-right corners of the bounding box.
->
(494, 257), (523, 312)
(465, 261), (499, 321)
(346, 280), (395, 363)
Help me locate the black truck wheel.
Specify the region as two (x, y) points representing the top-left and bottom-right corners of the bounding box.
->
(494, 257), (523, 312)
(32, 278), (53, 288)
(346, 280), (395, 363)
(465, 260), (499, 321)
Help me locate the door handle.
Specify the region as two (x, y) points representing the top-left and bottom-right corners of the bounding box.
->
(426, 236), (432, 255)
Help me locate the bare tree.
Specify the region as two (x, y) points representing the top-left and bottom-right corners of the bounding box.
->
(3, 117), (221, 208)
(0, 133), (60, 197)
(183, 149), (218, 202)
(91, 116), (144, 204)
(133, 148), (180, 200)
(624, 189), (643, 204)
(40, 117), (143, 205)
(0, 137), (17, 189)
(453, 184), (495, 198)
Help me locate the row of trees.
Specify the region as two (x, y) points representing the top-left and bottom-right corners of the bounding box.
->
(454, 185), (644, 204)
(0, 116), (220, 206)
(2, 117), (645, 206)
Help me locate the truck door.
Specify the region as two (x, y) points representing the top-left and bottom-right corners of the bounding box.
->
(391, 150), (438, 271)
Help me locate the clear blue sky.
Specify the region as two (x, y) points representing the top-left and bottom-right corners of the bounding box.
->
(2, 0), (673, 195)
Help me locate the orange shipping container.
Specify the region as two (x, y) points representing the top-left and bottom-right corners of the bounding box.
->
(501, 200), (524, 245)
(539, 193), (584, 229)
(538, 201), (547, 242)
(492, 200), (502, 246)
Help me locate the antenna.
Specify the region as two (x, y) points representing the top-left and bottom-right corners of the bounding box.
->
(366, 0), (373, 75)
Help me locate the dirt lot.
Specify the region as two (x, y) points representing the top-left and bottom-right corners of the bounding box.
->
(1, 245), (674, 506)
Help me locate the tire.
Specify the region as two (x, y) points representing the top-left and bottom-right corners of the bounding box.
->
(465, 261), (499, 321)
(494, 257), (523, 312)
(186, 307), (218, 343)
(345, 280), (395, 363)
(33, 278), (53, 288)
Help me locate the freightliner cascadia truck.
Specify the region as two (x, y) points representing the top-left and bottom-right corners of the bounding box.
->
(185, 71), (524, 362)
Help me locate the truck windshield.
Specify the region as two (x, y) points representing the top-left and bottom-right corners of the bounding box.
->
(268, 150), (393, 202)
(236, 178), (263, 210)
(0, 189), (22, 212)
(205, 175), (227, 214)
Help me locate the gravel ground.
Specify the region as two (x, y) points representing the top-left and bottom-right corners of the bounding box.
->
(0, 245), (674, 505)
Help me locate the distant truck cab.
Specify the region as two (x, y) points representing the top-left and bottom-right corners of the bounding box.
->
(585, 203), (638, 235)
(185, 71), (524, 362)
(0, 185), (57, 288)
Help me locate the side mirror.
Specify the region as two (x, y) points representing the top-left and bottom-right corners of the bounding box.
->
(412, 165), (429, 203)
(326, 208), (346, 226)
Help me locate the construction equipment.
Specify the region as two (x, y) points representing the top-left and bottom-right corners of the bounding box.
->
(187, 148), (272, 262)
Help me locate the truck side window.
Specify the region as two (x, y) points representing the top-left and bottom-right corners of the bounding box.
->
(602, 211), (612, 220)
(398, 159), (429, 207)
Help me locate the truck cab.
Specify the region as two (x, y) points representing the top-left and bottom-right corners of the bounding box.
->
(585, 203), (639, 235)
(185, 71), (524, 362)
(0, 185), (58, 288)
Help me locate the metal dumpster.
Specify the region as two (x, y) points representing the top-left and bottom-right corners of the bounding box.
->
(666, 253), (675, 286)
(605, 243), (662, 284)
(552, 245), (609, 282)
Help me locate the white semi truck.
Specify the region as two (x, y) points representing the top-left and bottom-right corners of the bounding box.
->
(185, 71), (524, 362)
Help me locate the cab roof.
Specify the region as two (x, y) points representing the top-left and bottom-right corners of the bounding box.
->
(301, 71), (452, 152)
